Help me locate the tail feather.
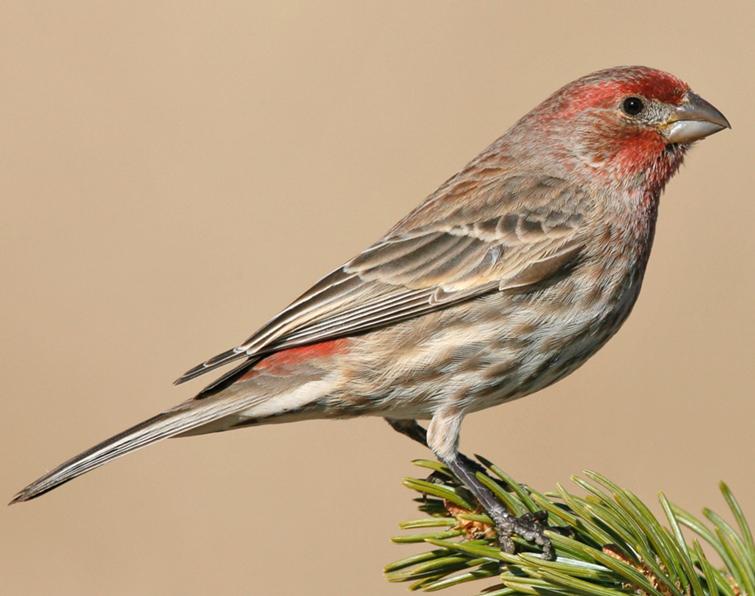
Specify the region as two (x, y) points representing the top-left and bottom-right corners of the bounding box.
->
(174, 347), (248, 386)
(10, 394), (263, 504)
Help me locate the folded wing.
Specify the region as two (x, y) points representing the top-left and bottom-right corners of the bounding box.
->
(176, 172), (593, 391)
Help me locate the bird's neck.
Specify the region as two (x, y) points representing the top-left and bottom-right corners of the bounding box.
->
(591, 144), (687, 275)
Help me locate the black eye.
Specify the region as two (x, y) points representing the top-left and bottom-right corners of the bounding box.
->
(622, 97), (645, 116)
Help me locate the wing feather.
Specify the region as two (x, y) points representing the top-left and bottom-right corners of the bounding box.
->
(175, 172), (593, 389)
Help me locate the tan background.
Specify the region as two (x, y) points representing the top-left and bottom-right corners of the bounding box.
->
(1, 2), (753, 595)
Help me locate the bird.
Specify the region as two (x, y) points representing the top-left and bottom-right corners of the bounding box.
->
(12, 66), (729, 559)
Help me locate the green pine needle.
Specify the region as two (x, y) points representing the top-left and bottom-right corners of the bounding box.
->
(386, 458), (752, 595)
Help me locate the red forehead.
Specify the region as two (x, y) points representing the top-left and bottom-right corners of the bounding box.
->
(605, 70), (686, 103)
(557, 67), (689, 115)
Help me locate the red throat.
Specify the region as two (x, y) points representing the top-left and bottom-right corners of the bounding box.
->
(613, 130), (668, 176)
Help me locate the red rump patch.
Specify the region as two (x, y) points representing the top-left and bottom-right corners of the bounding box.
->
(239, 338), (347, 380)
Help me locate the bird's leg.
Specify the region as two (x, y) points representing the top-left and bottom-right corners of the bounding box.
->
(384, 418), (484, 473)
(424, 410), (555, 560)
(385, 418), (428, 446)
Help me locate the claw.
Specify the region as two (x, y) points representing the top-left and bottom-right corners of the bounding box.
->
(489, 509), (555, 560)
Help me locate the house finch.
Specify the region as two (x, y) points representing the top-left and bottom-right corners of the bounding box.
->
(12, 66), (729, 558)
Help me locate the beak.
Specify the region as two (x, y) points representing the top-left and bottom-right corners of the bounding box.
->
(663, 91), (731, 144)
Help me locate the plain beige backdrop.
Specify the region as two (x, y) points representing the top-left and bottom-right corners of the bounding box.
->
(1, 2), (753, 595)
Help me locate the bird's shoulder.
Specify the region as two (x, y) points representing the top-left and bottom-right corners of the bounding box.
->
(347, 155), (594, 291)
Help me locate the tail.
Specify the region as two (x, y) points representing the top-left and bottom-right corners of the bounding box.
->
(10, 393), (264, 504)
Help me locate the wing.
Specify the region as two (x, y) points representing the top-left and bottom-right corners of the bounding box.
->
(176, 171), (592, 389)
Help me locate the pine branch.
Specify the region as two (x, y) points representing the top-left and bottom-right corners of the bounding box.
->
(386, 458), (754, 595)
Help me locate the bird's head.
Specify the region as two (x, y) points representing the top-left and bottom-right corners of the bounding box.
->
(526, 66), (730, 190)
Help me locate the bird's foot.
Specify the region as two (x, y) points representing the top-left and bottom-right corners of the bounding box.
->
(488, 507), (555, 560)
(440, 453), (557, 560)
